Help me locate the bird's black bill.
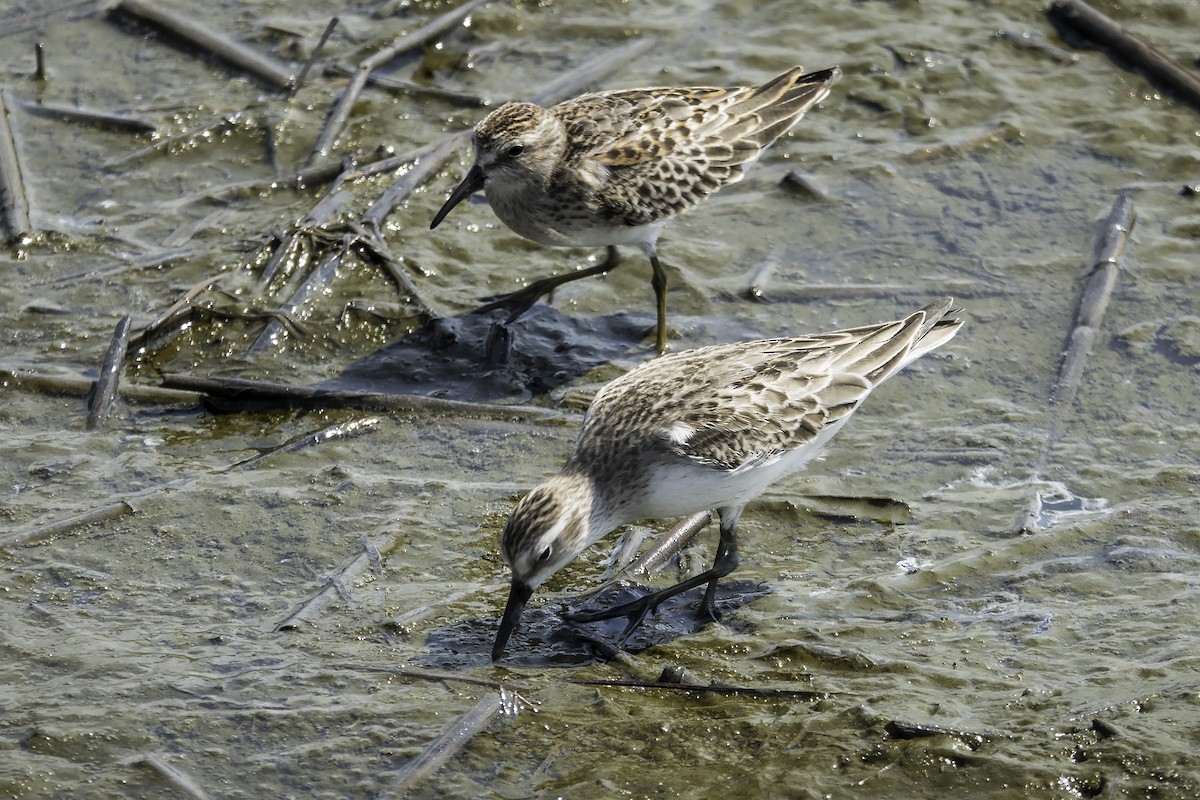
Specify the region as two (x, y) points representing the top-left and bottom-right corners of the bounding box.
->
(430, 164), (486, 229)
(492, 580), (533, 661)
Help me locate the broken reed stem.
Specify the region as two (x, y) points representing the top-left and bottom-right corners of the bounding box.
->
(103, 114), (235, 168)
(113, 0), (294, 90)
(257, 230), (301, 287)
(1047, 0), (1200, 111)
(130, 755), (215, 800)
(126, 273), (227, 355)
(289, 16), (339, 99)
(275, 533), (390, 631)
(625, 512), (711, 578)
(571, 677), (831, 701)
(307, 0), (489, 162)
(19, 99), (156, 133)
(34, 42), (46, 81)
(0, 415), (379, 549)
(308, 66), (371, 162)
(1049, 193), (1134, 413)
(0, 500), (140, 549)
(528, 37), (657, 107)
(0, 87), (32, 242)
(0, 361), (200, 405)
(1018, 193), (1134, 533)
(247, 236), (348, 353)
(158, 372), (571, 421)
(360, 132), (469, 230)
(86, 315), (133, 430)
(384, 691), (504, 798)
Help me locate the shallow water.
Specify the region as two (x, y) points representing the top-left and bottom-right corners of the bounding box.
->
(2, 0), (1199, 797)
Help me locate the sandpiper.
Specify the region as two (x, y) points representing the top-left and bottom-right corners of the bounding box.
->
(430, 65), (842, 353)
(491, 298), (963, 659)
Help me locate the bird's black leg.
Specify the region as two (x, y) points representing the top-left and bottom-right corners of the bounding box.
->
(474, 245), (621, 322)
(567, 510), (740, 646)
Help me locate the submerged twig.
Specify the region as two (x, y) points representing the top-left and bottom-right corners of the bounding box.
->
(353, 225), (445, 315)
(0, 415), (379, 549)
(20, 99), (156, 133)
(129, 754), (215, 800)
(360, 132), (468, 230)
(1047, 0), (1200, 111)
(289, 16), (339, 99)
(158, 372), (570, 421)
(337, 65), (486, 106)
(1017, 193), (1135, 533)
(232, 416), (379, 471)
(275, 533), (391, 631)
(86, 315), (132, 430)
(352, 664), (516, 691)
(307, 0), (489, 162)
(0, 361), (200, 406)
(112, 0), (294, 90)
(248, 234), (349, 353)
(384, 691), (505, 798)
(0, 87), (32, 242)
(0, 499), (141, 549)
(103, 114), (235, 168)
(884, 718), (1009, 742)
(997, 29), (1079, 64)
(528, 37), (657, 107)
(127, 273), (227, 355)
(571, 677), (831, 701)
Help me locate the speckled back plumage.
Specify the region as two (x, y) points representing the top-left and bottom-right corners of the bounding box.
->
(549, 65), (841, 226)
(471, 66), (841, 232)
(567, 297), (962, 479)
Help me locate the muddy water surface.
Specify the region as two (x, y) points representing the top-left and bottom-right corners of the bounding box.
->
(2, 0), (1199, 797)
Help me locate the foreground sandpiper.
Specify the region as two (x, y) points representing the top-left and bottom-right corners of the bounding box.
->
(491, 298), (963, 659)
(430, 65), (842, 353)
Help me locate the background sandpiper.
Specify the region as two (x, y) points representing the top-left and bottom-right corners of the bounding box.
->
(431, 65), (842, 353)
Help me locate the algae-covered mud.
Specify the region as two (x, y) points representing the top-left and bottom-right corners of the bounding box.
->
(2, 0), (1199, 797)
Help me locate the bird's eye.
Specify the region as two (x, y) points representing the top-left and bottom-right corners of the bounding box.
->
(506, 144), (525, 159)
(537, 545), (553, 563)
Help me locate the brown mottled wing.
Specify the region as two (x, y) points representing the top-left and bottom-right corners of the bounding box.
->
(582, 299), (956, 474)
(581, 335), (872, 473)
(551, 67), (838, 225)
(550, 87), (733, 224)
(661, 343), (872, 471)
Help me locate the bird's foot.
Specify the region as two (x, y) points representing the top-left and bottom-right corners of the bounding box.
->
(472, 279), (556, 323)
(565, 592), (664, 647)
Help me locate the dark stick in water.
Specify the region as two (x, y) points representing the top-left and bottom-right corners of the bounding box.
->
(1047, 0), (1200, 111)
(112, 0), (294, 90)
(86, 315), (133, 430)
(0, 87), (32, 242)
